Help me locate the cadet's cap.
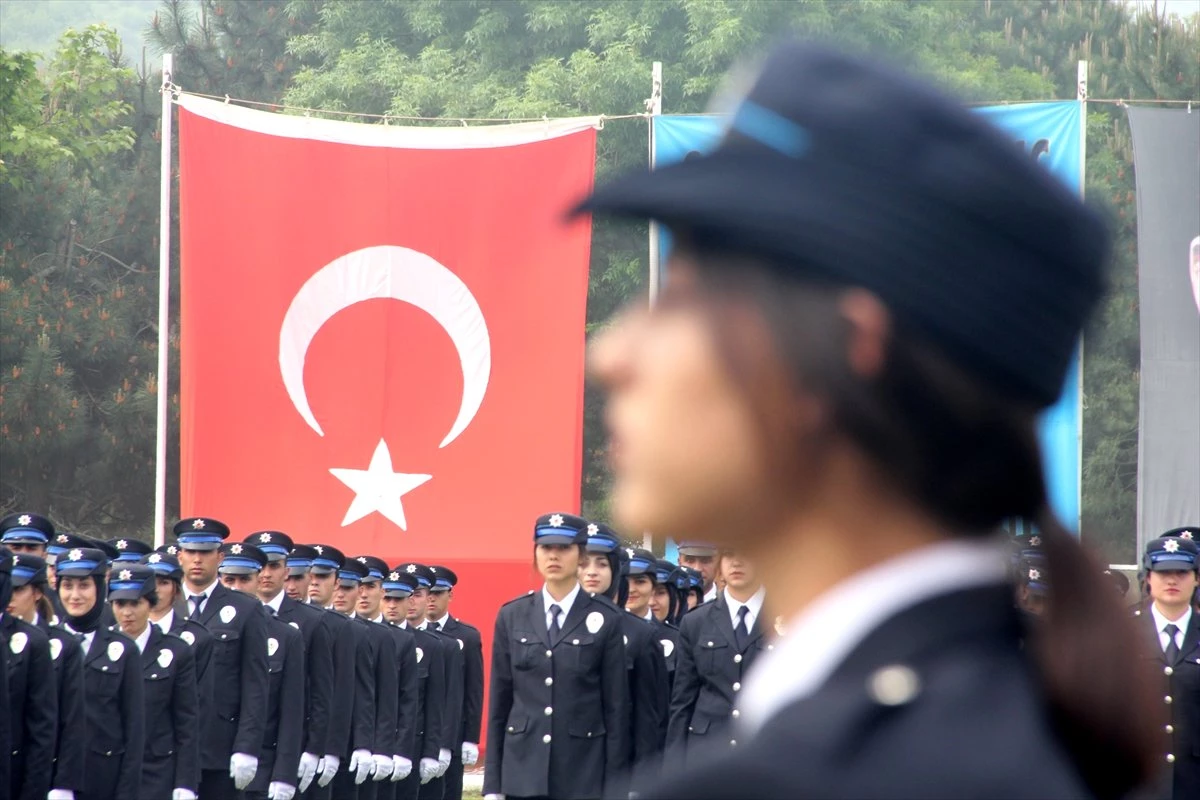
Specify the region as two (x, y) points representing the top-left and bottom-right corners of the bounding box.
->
(677, 541), (717, 557)
(48, 531), (91, 556)
(1144, 535), (1200, 573)
(577, 42), (1108, 409)
(534, 512), (589, 546)
(218, 542), (268, 575)
(428, 565), (458, 592)
(55, 547), (109, 577)
(141, 551), (183, 581)
(583, 522), (621, 554)
(11, 553), (48, 587)
(307, 544), (345, 575)
(243, 531), (294, 562)
(108, 563), (156, 601)
(173, 517), (230, 551)
(109, 537), (153, 563)
(681, 566), (704, 589)
(0, 546), (10, 573)
(1102, 569), (1130, 596)
(286, 544), (319, 576)
(88, 538), (121, 562)
(395, 562), (435, 589)
(155, 543), (181, 557)
(624, 547), (658, 578)
(383, 568), (419, 598)
(352, 555), (389, 583)
(653, 558), (678, 586)
(0, 512), (55, 546)
(1020, 554), (1049, 595)
(338, 558), (369, 587)
(1163, 526), (1199, 543)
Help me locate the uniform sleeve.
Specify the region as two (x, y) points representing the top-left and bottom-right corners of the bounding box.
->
(18, 629), (57, 800)
(233, 604), (271, 756)
(421, 638), (447, 759)
(482, 609), (513, 796)
(601, 615), (631, 797)
(329, 618), (357, 757)
(51, 639), (86, 793)
(393, 634), (420, 761)
(115, 646), (145, 800)
(273, 630), (306, 785)
(373, 628), (399, 757)
(171, 644), (201, 793)
(439, 634), (465, 750)
(461, 625), (485, 744)
(665, 613), (701, 769)
(304, 614), (335, 757)
(352, 626), (378, 752)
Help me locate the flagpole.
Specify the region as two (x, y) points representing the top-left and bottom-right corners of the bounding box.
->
(153, 53), (174, 549)
(1075, 59), (1087, 537)
(643, 61), (662, 553)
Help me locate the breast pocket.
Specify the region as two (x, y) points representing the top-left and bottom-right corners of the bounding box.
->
(511, 631), (543, 671)
(697, 638), (729, 674)
(504, 715), (530, 738)
(560, 633), (601, 672)
(86, 658), (127, 754)
(211, 627), (243, 717)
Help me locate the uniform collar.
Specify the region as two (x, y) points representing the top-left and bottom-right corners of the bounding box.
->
(724, 585), (766, 629)
(184, 578), (219, 600)
(133, 623), (153, 653)
(263, 590), (286, 615)
(431, 612), (451, 629)
(542, 581), (582, 621)
(153, 607), (175, 633)
(703, 583), (718, 603)
(1150, 602), (1192, 639)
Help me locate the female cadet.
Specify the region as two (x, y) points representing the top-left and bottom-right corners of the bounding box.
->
(583, 41), (1156, 800)
(57, 547), (145, 800)
(483, 513), (629, 800)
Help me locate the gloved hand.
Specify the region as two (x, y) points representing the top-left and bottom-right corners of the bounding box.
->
(391, 755), (413, 782)
(48, 791), (76, 800)
(230, 752), (259, 791)
(419, 758), (440, 784)
(171, 791), (198, 800)
(462, 741), (479, 766)
(483, 795), (506, 800)
(317, 754), (340, 788)
(349, 749), (374, 785)
(268, 781), (296, 800)
(297, 752), (319, 793)
(371, 753), (394, 781)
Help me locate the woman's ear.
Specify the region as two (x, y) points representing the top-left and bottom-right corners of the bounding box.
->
(838, 289), (891, 380)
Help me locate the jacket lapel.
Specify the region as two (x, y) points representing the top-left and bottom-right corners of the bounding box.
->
(277, 595), (297, 623)
(196, 582), (227, 625)
(1136, 610), (1169, 665)
(141, 625), (163, 670)
(712, 593), (740, 651)
(85, 626), (108, 665)
(527, 592), (550, 647)
(1174, 612), (1200, 666)
(556, 592), (592, 643)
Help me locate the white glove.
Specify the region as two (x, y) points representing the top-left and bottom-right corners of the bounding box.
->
(230, 752), (259, 791)
(371, 753), (393, 781)
(171, 791), (197, 800)
(419, 758), (440, 784)
(317, 754), (340, 788)
(391, 755), (413, 782)
(484, 795), (506, 800)
(268, 782), (296, 800)
(436, 747), (452, 776)
(462, 741), (479, 766)
(48, 791), (76, 800)
(349, 749), (374, 784)
(297, 752), (320, 793)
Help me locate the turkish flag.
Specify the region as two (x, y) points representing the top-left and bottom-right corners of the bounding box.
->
(177, 97), (597, 713)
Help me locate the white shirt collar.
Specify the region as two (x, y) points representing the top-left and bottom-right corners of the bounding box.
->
(153, 608), (176, 633)
(542, 582), (582, 628)
(703, 584), (718, 603)
(30, 610), (41, 627)
(133, 624), (153, 653)
(1150, 603), (1192, 650)
(431, 612), (451, 629)
(738, 537), (1009, 736)
(263, 590), (286, 615)
(184, 578), (219, 601)
(643, 608), (655, 622)
(725, 585), (766, 631)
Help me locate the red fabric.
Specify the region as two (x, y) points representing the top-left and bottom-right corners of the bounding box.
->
(178, 108), (596, 749)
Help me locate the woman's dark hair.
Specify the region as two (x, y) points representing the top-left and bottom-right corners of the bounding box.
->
(36, 592), (56, 623)
(682, 247), (1158, 798)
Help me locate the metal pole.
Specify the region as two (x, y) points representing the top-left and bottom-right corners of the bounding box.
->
(1076, 60), (1087, 538)
(643, 61), (663, 553)
(153, 54), (174, 548)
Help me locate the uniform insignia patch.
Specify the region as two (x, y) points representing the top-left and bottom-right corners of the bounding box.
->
(661, 639), (674, 658)
(180, 630), (196, 646)
(289, 621), (300, 630)
(268, 637), (279, 657)
(10, 631), (28, 654)
(549, 514), (564, 527)
(18, 514), (32, 526)
(158, 648), (173, 669)
(67, 548), (83, 562)
(416, 647), (424, 663)
(260, 533), (272, 542)
(457, 638), (464, 650)
(587, 523), (599, 537)
(108, 640), (125, 661)
(118, 569), (132, 581)
(116, 539), (128, 549)
(230, 543), (244, 554)
(149, 553), (162, 564)
(49, 638), (63, 660)
(219, 605), (236, 624)
(586, 611), (604, 634)
(1165, 539), (1180, 553)
(193, 519), (206, 529)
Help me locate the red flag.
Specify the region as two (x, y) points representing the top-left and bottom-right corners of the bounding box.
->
(177, 97), (597, 684)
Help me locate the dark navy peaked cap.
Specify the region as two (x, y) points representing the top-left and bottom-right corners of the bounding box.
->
(579, 42), (1108, 409)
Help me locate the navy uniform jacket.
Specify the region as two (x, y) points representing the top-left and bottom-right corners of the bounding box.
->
(654, 620), (681, 702)
(1135, 606), (1200, 800)
(139, 625), (200, 799)
(441, 616), (484, 748)
(394, 624), (447, 800)
(424, 623), (465, 758)
(485, 589), (630, 800)
(357, 616), (399, 758)
(382, 621), (420, 763)
(192, 583), (270, 769)
(166, 611), (214, 696)
(42, 622), (86, 794)
(666, 595), (767, 766)
(276, 596), (334, 760)
(3, 614), (57, 800)
(312, 605), (356, 759)
(248, 616), (306, 792)
(81, 625), (145, 800)
(645, 586), (1092, 799)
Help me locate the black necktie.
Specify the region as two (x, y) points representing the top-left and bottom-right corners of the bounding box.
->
(436, 621), (444, 631)
(189, 594), (206, 619)
(1164, 623), (1180, 663)
(548, 604), (562, 642)
(735, 605), (750, 651)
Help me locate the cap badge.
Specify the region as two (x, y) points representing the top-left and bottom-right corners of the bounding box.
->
(116, 540), (128, 549)
(268, 637), (279, 657)
(17, 514), (32, 526)
(219, 605), (237, 624)
(587, 523), (599, 537)
(148, 554), (162, 564)
(192, 519), (206, 529)
(158, 648), (173, 669)
(661, 638), (675, 658)
(625, 547), (635, 559)
(389, 572), (400, 581)
(118, 569), (132, 581)
(1181, 531), (1195, 540)
(1164, 539), (1181, 553)
(549, 514), (564, 528)
(230, 543), (243, 555)
(1029, 568), (1042, 581)
(107, 640), (124, 662)
(260, 533), (272, 542)
(67, 548), (83, 562)
(10, 631), (28, 654)
(586, 611), (604, 633)
(406, 564), (417, 574)
(357, 556), (368, 564)
(180, 631), (196, 646)
(166, 545), (178, 555)
(56, 534), (69, 543)
(49, 638), (63, 660)
(314, 545), (324, 554)
(1029, 536), (1042, 547)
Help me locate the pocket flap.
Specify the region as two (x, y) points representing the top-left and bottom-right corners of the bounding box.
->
(568, 721), (606, 738)
(565, 634), (595, 646)
(505, 715), (529, 734)
(700, 639), (727, 649)
(687, 716), (711, 735)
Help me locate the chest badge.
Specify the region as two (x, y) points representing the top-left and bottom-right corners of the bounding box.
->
(661, 639), (675, 658)
(416, 647), (424, 663)
(108, 640), (125, 662)
(49, 637), (63, 660)
(179, 630), (196, 646)
(219, 605), (237, 624)
(10, 630), (28, 654)
(158, 648), (174, 669)
(586, 611), (604, 634)
(268, 637), (279, 657)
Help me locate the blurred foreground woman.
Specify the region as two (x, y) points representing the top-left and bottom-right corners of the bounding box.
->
(582, 42), (1158, 800)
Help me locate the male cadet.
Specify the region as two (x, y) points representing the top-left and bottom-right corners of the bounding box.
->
(345, 556), (400, 798)
(677, 541), (720, 603)
(2, 543), (57, 800)
(301, 544), (358, 795)
(355, 555), (419, 800)
(174, 517), (270, 799)
(109, 562), (200, 800)
(321, 555), (382, 797)
(218, 542), (305, 800)
(425, 565), (484, 800)
(400, 563), (461, 800)
(383, 568), (445, 800)
(9, 553), (86, 799)
(246, 532), (335, 797)
(2, 512), (66, 618)
(110, 537), (154, 564)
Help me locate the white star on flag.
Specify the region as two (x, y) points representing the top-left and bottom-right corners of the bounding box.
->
(18, 514), (32, 526)
(329, 439), (432, 531)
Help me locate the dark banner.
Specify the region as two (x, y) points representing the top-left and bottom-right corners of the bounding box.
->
(1128, 107), (1200, 553)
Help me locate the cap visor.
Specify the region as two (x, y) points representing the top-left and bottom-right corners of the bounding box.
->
(383, 589), (413, 599)
(108, 588), (145, 601)
(1150, 561), (1196, 572)
(218, 565), (259, 575)
(536, 534), (579, 546)
(309, 565), (337, 575)
(178, 542), (222, 552)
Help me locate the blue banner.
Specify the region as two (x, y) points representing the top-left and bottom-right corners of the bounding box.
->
(653, 101), (1084, 533)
